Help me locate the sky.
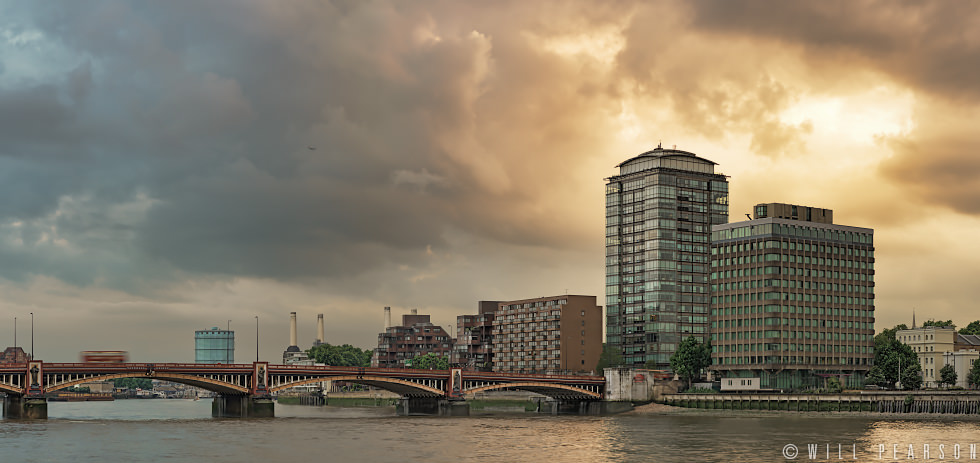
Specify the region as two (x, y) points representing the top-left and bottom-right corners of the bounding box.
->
(1, 1), (979, 363)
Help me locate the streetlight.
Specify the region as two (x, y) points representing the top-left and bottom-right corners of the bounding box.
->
(227, 320), (232, 364)
(13, 317), (16, 349)
(255, 316), (259, 362)
(30, 312), (34, 361)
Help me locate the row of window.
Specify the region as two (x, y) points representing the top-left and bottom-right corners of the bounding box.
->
(713, 267), (873, 281)
(710, 330), (872, 341)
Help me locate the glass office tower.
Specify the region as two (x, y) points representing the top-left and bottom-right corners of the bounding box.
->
(605, 145), (728, 368)
(195, 327), (235, 364)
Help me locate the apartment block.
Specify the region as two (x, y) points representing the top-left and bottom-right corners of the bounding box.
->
(491, 295), (602, 374)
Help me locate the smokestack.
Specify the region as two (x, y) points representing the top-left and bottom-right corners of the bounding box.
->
(316, 313), (324, 344)
(384, 307), (391, 330)
(289, 311), (298, 347)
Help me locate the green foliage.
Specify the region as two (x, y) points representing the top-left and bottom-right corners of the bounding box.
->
(826, 377), (843, 393)
(939, 363), (958, 388)
(112, 378), (153, 390)
(868, 325), (920, 389)
(669, 336), (711, 387)
(71, 386), (91, 393)
(682, 387), (718, 394)
(922, 319), (955, 329)
(967, 360), (980, 389)
(595, 343), (623, 371)
(306, 343), (372, 367)
(959, 321), (980, 335)
(408, 352), (449, 370)
(904, 394), (915, 407)
(901, 361), (923, 390)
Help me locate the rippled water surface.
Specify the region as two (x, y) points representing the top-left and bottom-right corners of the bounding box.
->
(2, 400), (979, 462)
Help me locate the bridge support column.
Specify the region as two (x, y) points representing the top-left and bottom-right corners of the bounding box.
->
(396, 397), (469, 416)
(3, 395), (48, 419)
(212, 395), (275, 418)
(536, 399), (630, 415)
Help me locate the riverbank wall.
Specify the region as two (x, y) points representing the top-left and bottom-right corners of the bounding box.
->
(663, 391), (980, 414)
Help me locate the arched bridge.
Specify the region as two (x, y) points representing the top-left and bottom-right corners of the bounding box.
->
(0, 361), (605, 404)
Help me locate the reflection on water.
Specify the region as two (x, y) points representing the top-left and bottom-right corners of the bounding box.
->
(0, 400), (978, 462)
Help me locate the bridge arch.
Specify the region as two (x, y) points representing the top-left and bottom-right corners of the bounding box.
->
(270, 375), (444, 397)
(46, 372), (249, 395)
(465, 382), (602, 400)
(0, 383), (21, 395)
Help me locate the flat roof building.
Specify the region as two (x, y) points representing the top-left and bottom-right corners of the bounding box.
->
(605, 145), (729, 368)
(709, 203), (875, 390)
(897, 325), (980, 388)
(455, 301), (499, 371)
(195, 328), (234, 364)
(492, 295), (602, 374)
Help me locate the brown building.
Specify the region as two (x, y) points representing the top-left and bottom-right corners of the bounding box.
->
(454, 301), (499, 371)
(709, 203), (875, 390)
(491, 295), (602, 374)
(0, 347), (30, 364)
(373, 311), (453, 368)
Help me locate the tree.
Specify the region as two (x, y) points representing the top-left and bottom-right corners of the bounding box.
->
(959, 321), (980, 336)
(595, 343), (623, 372)
(112, 378), (153, 390)
(669, 336), (711, 388)
(939, 363), (958, 389)
(901, 362), (923, 390)
(922, 319), (955, 329)
(307, 343), (372, 367)
(826, 377), (843, 393)
(866, 325), (919, 389)
(409, 352), (449, 370)
(967, 359), (980, 389)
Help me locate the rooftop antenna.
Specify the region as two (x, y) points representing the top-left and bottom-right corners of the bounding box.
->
(912, 308), (916, 329)
(745, 213), (752, 220)
(657, 140), (662, 149)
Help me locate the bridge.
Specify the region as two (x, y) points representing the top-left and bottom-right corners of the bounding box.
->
(0, 360), (610, 418)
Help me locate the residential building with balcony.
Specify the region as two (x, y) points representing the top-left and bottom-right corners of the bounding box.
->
(373, 312), (453, 368)
(491, 295), (602, 374)
(455, 301), (499, 371)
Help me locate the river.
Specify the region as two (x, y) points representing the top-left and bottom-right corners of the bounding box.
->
(2, 399), (979, 462)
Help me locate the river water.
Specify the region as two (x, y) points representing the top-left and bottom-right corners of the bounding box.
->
(2, 400), (980, 462)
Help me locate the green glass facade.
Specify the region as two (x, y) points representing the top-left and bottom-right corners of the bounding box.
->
(709, 212), (875, 389)
(605, 147), (728, 369)
(195, 328), (235, 364)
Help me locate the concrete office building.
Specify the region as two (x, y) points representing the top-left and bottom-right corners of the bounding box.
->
(491, 295), (602, 374)
(195, 328), (235, 364)
(709, 203), (875, 389)
(605, 145), (729, 368)
(897, 325), (980, 388)
(455, 301), (499, 371)
(372, 310), (453, 368)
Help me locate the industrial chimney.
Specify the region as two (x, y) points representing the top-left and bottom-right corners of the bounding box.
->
(384, 306), (391, 330)
(316, 313), (324, 344)
(289, 311), (298, 347)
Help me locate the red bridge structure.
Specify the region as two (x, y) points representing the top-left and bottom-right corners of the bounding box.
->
(0, 361), (610, 418)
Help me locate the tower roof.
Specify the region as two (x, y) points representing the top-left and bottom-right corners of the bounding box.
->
(616, 145), (717, 168)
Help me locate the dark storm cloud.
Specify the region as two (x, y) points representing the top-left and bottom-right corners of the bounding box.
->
(0, 1), (621, 292)
(686, 0), (980, 102)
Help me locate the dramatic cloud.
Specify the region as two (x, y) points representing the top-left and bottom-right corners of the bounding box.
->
(0, 1), (978, 360)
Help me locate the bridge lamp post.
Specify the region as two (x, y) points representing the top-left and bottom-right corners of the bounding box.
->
(255, 316), (259, 362)
(30, 312), (34, 360)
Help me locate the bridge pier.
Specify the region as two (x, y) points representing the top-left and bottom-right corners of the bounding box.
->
(536, 399), (632, 415)
(3, 395), (48, 419)
(395, 397), (469, 416)
(212, 395), (274, 418)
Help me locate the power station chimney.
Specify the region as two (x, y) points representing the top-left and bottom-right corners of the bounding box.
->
(289, 311), (298, 347)
(316, 313), (324, 344)
(384, 306), (391, 330)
